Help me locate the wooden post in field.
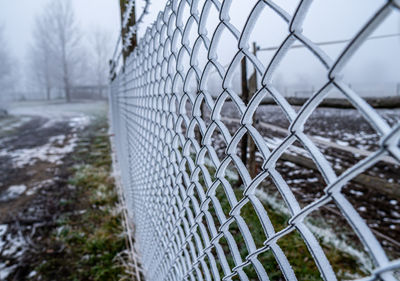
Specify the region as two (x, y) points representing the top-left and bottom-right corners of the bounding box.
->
(235, 56), (250, 188)
(240, 56), (249, 172)
(248, 42), (258, 178)
(196, 92), (206, 146)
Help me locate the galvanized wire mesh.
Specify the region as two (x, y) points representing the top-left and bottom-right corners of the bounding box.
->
(109, 0), (400, 280)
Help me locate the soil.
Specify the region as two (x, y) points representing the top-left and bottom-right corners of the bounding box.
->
(0, 101), (135, 281)
(199, 102), (400, 258)
(0, 115), (82, 280)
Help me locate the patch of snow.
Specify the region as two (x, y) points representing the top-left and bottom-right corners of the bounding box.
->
(255, 189), (291, 216)
(0, 230), (27, 279)
(41, 119), (58, 129)
(349, 190), (364, 196)
(0, 224), (7, 236)
(358, 206), (367, 212)
(290, 179), (304, 184)
(305, 222), (373, 274)
(336, 140), (349, 146)
(0, 116), (31, 133)
(313, 135), (331, 142)
(69, 115), (90, 132)
(0, 224), (7, 254)
(390, 200), (397, 205)
(2, 232), (26, 257)
(5, 135), (78, 168)
(26, 179), (55, 196)
(49, 135), (66, 145)
(288, 170), (301, 176)
(225, 168), (239, 181)
(255, 188), (373, 274)
(334, 163), (342, 170)
(283, 161), (296, 168)
(307, 177), (318, 183)
(0, 185), (27, 202)
(391, 210), (400, 218)
(0, 263), (17, 280)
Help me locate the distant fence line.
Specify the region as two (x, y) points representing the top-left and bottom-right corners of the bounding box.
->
(109, 1), (400, 281)
(274, 83), (400, 98)
(5, 85), (108, 102)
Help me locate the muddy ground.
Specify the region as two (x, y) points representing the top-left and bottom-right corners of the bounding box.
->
(0, 101), (126, 280)
(195, 102), (400, 259)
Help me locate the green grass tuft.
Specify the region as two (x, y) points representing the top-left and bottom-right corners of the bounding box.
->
(36, 117), (130, 281)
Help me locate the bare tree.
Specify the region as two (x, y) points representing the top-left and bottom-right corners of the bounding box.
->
(28, 17), (56, 100)
(89, 29), (113, 98)
(0, 26), (11, 85)
(36, 0), (82, 102)
(0, 25), (16, 103)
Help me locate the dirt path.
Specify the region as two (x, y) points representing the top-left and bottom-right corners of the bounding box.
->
(0, 101), (107, 280)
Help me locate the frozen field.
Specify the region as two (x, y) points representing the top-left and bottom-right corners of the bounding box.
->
(195, 102), (400, 259)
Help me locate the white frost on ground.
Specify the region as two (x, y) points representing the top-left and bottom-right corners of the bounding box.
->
(0, 117), (31, 133)
(307, 177), (319, 183)
(40, 114), (89, 130)
(305, 222), (373, 274)
(0, 229), (26, 280)
(69, 115), (90, 132)
(313, 135), (331, 142)
(28, 270), (37, 278)
(255, 188), (374, 275)
(0, 264), (17, 280)
(358, 206), (367, 212)
(0, 224), (6, 236)
(2, 232), (25, 257)
(0, 101), (102, 279)
(283, 161), (296, 168)
(49, 135), (66, 145)
(349, 189), (364, 196)
(1, 137), (77, 168)
(0, 224), (7, 249)
(0, 114), (90, 169)
(26, 179), (55, 196)
(255, 189), (291, 216)
(0, 185), (27, 202)
(336, 140), (350, 146)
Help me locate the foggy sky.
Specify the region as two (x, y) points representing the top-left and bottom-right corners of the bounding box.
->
(136, 0), (400, 89)
(0, 0), (120, 63)
(1, 0), (399, 93)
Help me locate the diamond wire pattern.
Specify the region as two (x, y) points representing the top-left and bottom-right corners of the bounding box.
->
(109, 0), (400, 280)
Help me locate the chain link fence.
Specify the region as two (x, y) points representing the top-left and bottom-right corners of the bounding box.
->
(109, 0), (400, 280)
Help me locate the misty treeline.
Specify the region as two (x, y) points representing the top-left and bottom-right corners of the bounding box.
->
(27, 0), (112, 102)
(0, 25), (17, 103)
(0, 0), (112, 103)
